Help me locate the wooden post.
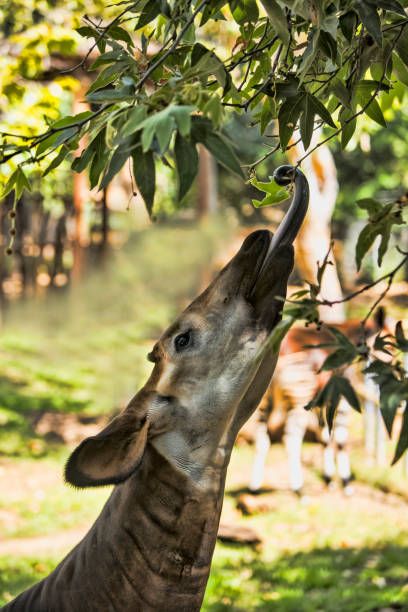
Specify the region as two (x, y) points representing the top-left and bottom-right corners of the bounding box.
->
(101, 187), (109, 249)
(71, 87), (91, 281)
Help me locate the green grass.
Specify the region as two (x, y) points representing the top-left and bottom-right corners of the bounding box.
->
(0, 557), (57, 606)
(0, 457), (110, 539)
(205, 542), (408, 611)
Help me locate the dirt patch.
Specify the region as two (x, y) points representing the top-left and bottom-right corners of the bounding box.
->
(0, 527), (88, 557)
(33, 412), (108, 445)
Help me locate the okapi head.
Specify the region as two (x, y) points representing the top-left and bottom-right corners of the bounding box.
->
(66, 165), (309, 491)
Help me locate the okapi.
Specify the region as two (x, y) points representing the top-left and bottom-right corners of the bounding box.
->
(3, 165), (309, 612)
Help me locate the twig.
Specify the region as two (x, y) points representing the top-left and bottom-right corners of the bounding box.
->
(59, 6), (133, 75)
(0, 104), (110, 165)
(319, 251), (408, 308)
(135, 0), (209, 90)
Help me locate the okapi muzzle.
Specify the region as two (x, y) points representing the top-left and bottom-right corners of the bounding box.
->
(3, 166), (309, 612)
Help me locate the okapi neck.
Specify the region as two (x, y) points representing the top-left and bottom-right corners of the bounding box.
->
(96, 445), (227, 611)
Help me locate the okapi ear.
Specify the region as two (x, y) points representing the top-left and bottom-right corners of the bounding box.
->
(65, 412), (149, 488)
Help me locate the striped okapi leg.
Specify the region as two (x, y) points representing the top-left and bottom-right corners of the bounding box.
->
(284, 407), (309, 496)
(249, 421), (270, 492)
(334, 400), (353, 495)
(321, 424), (336, 488)
(321, 399), (353, 494)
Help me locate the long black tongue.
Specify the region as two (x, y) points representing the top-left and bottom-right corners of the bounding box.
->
(259, 165), (309, 274)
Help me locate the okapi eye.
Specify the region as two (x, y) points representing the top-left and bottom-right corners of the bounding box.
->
(174, 331), (191, 352)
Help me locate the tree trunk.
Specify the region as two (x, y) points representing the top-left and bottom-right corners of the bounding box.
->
(197, 146), (218, 219)
(287, 130), (345, 323)
(71, 87), (91, 282)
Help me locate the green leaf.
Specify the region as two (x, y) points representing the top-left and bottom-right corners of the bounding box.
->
(155, 114), (175, 153)
(318, 31), (337, 63)
(170, 106), (195, 137)
(380, 377), (405, 435)
(174, 133), (199, 200)
(72, 140), (97, 173)
(339, 11), (357, 42)
(203, 95), (223, 127)
(355, 82), (387, 127)
(300, 95), (314, 151)
(262, 0), (290, 45)
(395, 321), (408, 352)
(139, 106), (194, 153)
(230, 0), (259, 24)
(191, 42), (211, 66)
(43, 147), (70, 176)
(132, 146), (156, 214)
(376, 0), (406, 16)
(298, 28), (320, 80)
(356, 198), (383, 216)
(278, 94), (305, 149)
(259, 98), (275, 134)
(1, 169), (19, 199)
(392, 52), (408, 88)
(201, 132), (244, 178)
(377, 222), (391, 266)
(36, 127), (78, 157)
(321, 13), (339, 40)
(356, 1), (382, 47)
(108, 25), (134, 47)
(355, 199), (403, 269)
(268, 317), (295, 352)
(306, 94), (336, 128)
(87, 63), (126, 94)
(121, 106), (148, 136)
(135, 0), (161, 29)
(250, 177), (289, 208)
(328, 327), (358, 350)
(355, 223), (380, 270)
(395, 26), (408, 66)
(89, 129), (107, 189)
(52, 111), (93, 129)
(339, 106), (356, 149)
(200, 1), (228, 25)
(358, 94), (387, 127)
(392, 406), (408, 465)
(90, 50), (124, 70)
(87, 86), (133, 103)
(14, 167), (31, 200)
(335, 376), (361, 412)
(100, 147), (128, 189)
(320, 348), (356, 371)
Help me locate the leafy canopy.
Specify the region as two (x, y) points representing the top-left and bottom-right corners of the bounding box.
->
(2, 0), (408, 211)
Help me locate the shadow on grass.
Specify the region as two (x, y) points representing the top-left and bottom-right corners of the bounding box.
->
(0, 375), (91, 458)
(226, 486), (277, 498)
(204, 543), (408, 611)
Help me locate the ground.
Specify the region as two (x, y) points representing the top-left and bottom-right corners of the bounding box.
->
(1, 442), (408, 611)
